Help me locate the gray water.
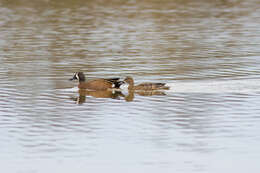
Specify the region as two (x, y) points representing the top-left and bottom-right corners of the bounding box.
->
(0, 0), (260, 172)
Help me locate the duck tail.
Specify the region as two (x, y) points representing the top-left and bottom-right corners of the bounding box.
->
(160, 86), (170, 90)
(154, 83), (170, 90)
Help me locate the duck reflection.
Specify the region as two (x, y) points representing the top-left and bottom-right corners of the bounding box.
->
(71, 89), (124, 104)
(124, 90), (167, 102)
(71, 88), (167, 104)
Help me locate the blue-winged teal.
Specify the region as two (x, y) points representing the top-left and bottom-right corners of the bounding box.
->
(124, 76), (170, 90)
(70, 72), (124, 90)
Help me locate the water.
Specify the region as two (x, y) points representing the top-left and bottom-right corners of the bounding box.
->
(0, 0), (260, 172)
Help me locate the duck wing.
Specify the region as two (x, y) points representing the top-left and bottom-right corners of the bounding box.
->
(105, 78), (120, 83)
(105, 78), (124, 89)
(135, 82), (169, 90)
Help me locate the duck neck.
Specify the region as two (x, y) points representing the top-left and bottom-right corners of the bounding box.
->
(78, 76), (85, 82)
(79, 78), (85, 83)
(128, 79), (134, 90)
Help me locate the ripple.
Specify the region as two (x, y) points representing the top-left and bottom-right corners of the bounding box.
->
(168, 79), (260, 94)
(0, 0), (260, 172)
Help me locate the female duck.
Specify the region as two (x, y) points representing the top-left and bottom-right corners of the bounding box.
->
(124, 76), (169, 90)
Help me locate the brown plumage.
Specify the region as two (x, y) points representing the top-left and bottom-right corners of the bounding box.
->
(124, 76), (170, 90)
(70, 72), (124, 90)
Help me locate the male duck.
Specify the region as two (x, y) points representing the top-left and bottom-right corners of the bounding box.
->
(70, 72), (124, 90)
(124, 76), (170, 90)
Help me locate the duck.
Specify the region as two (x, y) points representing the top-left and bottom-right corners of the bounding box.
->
(124, 76), (170, 90)
(70, 72), (124, 90)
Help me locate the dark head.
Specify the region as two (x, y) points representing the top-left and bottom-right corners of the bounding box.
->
(69, 72), (86, 82)
(124, 76), (134, 84)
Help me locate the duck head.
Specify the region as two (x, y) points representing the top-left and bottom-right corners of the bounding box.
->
(124, 76), (134, 85)
(69, 72), (86, 82)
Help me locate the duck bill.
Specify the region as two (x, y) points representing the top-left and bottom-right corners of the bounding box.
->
(69, 75), (77, 81)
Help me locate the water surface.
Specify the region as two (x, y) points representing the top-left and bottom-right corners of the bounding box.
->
(0, 0), (260, 172)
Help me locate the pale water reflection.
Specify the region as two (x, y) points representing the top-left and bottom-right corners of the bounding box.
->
(0, 0), (260, 172)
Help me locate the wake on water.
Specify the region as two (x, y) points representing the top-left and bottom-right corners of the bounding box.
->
(166, 78), (260, 94)
(60, 79), (260, 94)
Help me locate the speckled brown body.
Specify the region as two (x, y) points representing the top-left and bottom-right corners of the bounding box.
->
(124, 76), (170, 90)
